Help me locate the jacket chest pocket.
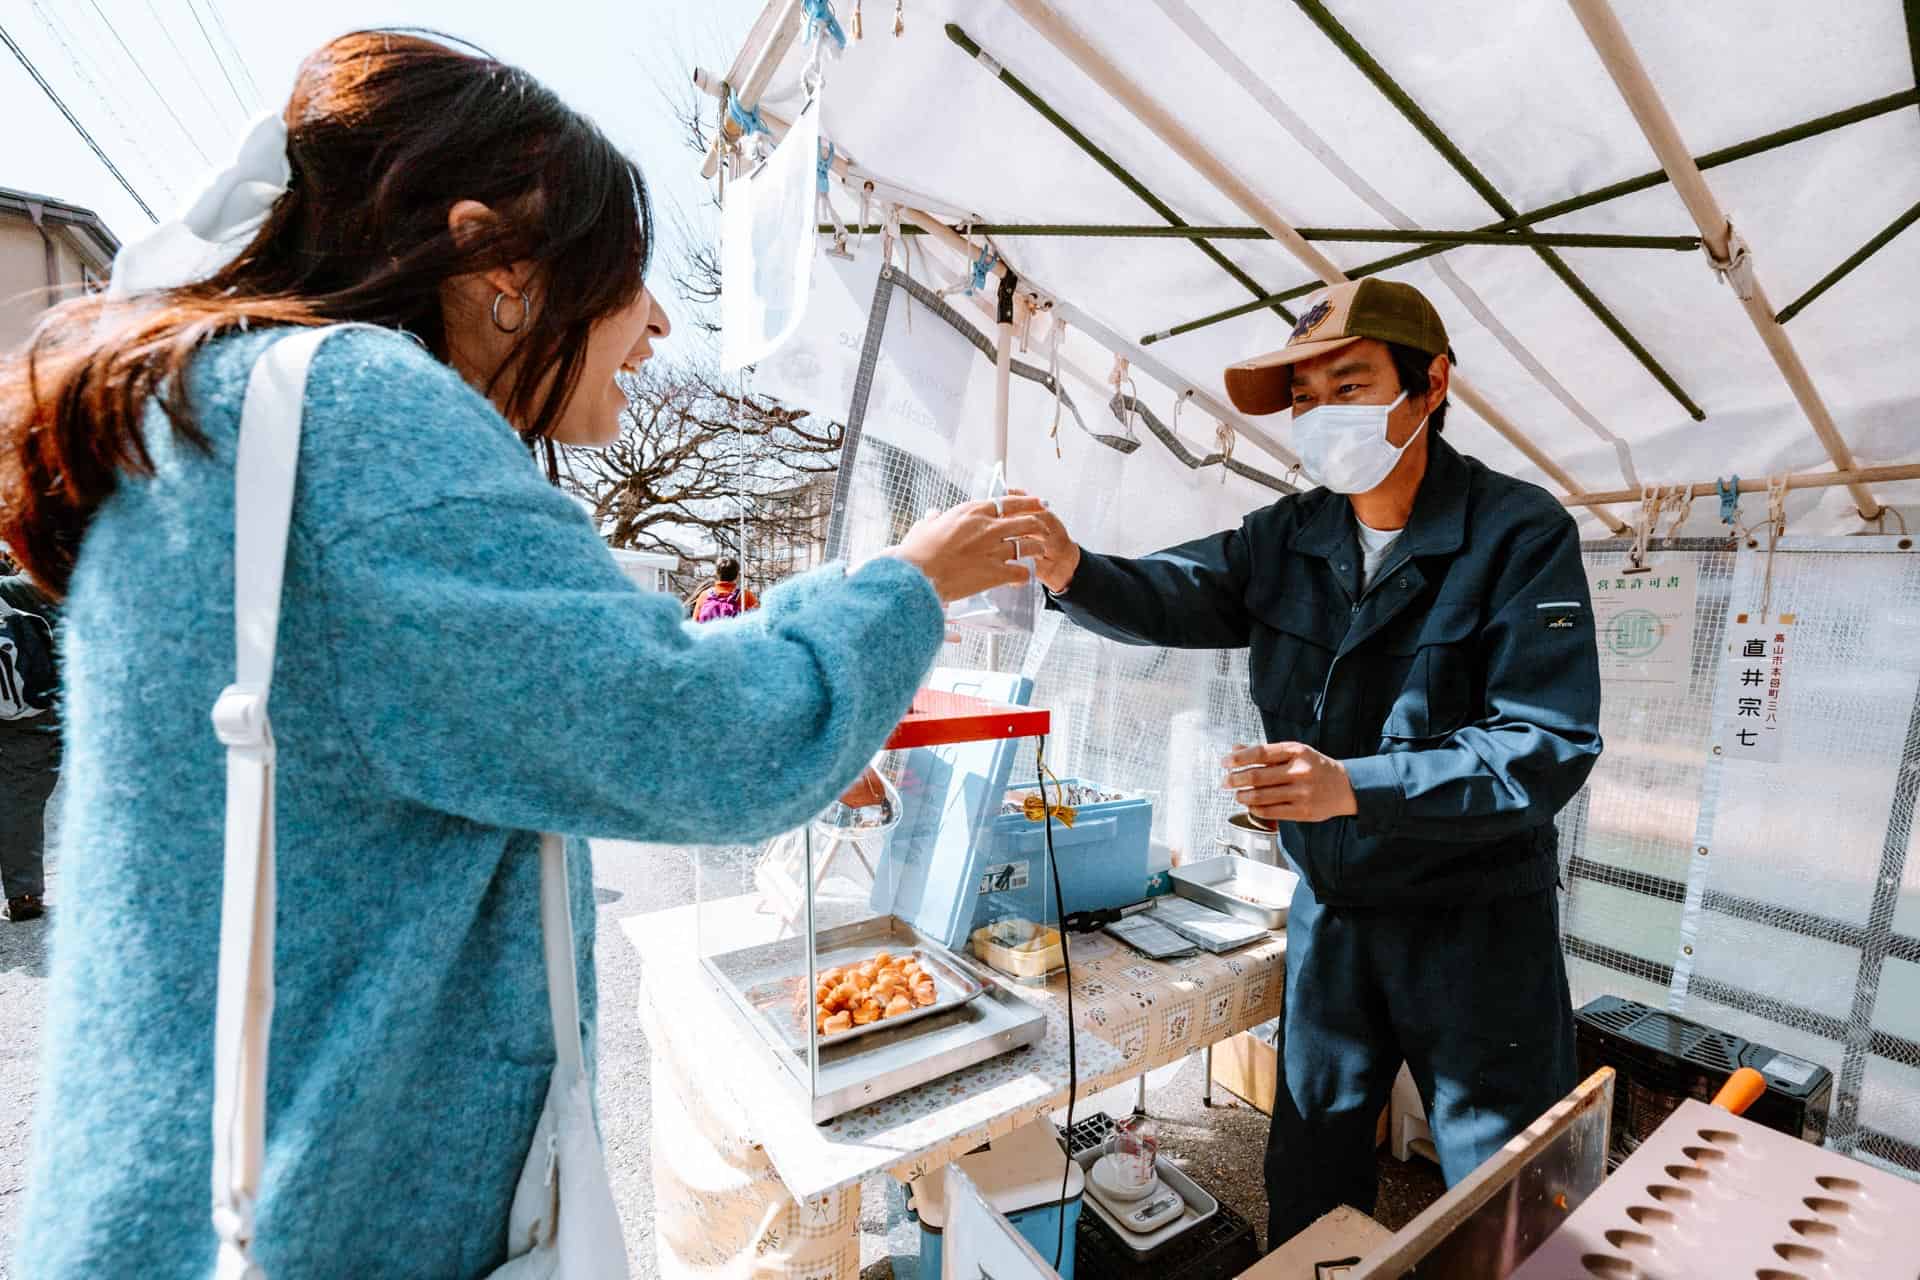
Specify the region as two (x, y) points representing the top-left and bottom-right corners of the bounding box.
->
(1378, 603), (1481, 741)
(1250, 599), (1339, 723)
(1244, 591), (1336, 721)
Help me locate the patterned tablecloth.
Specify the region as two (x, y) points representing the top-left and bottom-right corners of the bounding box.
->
(623, 897), (1286, 1201)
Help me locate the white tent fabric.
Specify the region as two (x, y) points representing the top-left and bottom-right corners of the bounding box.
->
(738, 0), (1920, 538)
(715, 0), (1920, 1180)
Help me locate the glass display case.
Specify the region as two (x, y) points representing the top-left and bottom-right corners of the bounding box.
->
(696, 669), (1056, 1122)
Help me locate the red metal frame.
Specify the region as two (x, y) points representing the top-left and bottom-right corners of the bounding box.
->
(884, 688), (1051, 750)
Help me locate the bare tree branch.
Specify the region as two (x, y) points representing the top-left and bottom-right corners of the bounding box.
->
(558, 363), (841, 601)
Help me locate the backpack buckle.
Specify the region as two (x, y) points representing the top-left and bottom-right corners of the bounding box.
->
(212, 685), (271, 750)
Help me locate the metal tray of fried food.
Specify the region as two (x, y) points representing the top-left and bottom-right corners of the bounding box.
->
(742, 941), (989, 1051)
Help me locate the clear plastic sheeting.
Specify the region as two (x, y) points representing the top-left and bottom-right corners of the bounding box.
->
(1559, 538), (1920, 1178)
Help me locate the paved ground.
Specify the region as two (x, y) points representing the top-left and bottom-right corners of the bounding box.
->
(1, 842), (1442, 1277)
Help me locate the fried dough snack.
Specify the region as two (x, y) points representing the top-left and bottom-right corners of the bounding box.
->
(807, 950), (940, 1036)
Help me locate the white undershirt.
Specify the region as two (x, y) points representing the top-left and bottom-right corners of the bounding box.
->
(1354, 517), (1404, 593)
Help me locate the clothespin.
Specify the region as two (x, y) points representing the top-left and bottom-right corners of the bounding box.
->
(802, 0), (849, 53)
(852, 0), (864, 39)
(969, 243), (999, 294)
(893, 0), (905, 37)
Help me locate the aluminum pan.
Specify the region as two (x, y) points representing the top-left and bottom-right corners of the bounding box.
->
(1170, 855), (1298, 930)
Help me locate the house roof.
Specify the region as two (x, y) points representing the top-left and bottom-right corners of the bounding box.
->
(0, 186), (120, 269)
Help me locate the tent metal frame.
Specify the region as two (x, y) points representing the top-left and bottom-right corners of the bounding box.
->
(1292, 0), (1703, 422)
(995, 0), (1633, 532)
(712, 0), (1920, 531)
(820, 222), (1702, 251)
(1775, 198), (1920, 324)
(1568, 0), (1881, 520)
(1149, 88), (1920, 342)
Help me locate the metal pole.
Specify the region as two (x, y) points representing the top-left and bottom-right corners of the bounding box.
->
(1291, 0), (1703, 421)
(995, 0), (1631, 534)
(1567, 0), (1881, 520)
(705, 84), (1302, 470)
(819, 223), (1700, 250)
(945, 22), (1300, 327)
(1151, 88), (1920, 343)
(1563, 463), (1920, 510)
(1774, 198), (1920, 324)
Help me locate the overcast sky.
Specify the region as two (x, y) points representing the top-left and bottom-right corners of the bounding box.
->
(3, 0), (766, 352)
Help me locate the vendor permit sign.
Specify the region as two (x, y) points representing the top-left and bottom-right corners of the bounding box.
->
(1590, 562), (1698, 693)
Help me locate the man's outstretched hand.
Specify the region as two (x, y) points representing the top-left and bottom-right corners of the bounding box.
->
(1007, 489), (1082, 594)
(1221, 742), (1358, 825)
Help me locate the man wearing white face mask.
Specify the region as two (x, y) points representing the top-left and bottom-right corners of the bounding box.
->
(1025, 278), (1602, 1249)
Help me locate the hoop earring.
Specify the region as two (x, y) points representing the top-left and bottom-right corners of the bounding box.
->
(491, 288), (530, 334)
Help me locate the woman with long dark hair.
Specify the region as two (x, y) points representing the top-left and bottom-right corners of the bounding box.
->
(2, 31), (1039, 1277)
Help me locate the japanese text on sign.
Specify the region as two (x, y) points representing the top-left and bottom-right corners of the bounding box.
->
(1592, 563), (1698, 692)
(1721, 621), (1790, 763)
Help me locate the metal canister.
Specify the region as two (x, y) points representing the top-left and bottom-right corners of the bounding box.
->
(1218, 813), (1283, 865)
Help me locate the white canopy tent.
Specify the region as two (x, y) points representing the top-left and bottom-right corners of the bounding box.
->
(704, 0), (1920, 1182)
(711, 0), (1920, 540)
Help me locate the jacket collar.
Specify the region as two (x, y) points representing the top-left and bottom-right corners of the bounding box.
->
(1291, 433), (1470, 561)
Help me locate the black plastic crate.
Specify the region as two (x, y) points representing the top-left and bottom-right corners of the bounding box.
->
(1575, 995), (1832, 1164)
(1075, 1199), (1262, 1280)
(1059, 1113), (1262, 1279)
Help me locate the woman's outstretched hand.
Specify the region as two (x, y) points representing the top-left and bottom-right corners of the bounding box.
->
(884, 497), (1050, 604)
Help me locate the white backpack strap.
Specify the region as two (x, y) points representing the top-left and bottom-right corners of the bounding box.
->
(208, 325), (591, 1280)
(539, 834), (587, 1077)
(209, 325), (338, 1279)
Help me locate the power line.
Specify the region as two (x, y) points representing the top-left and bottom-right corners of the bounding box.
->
(146, 0), (244, 129)
(84, 0), (212, 164)
(200, 0), (261, 105)
(185, 0), (250, 116)
(28, 0), (179, 203)
(0, 22), (157, 222)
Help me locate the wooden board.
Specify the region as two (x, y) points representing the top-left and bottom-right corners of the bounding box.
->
(1237, 1207), (1393, 1279)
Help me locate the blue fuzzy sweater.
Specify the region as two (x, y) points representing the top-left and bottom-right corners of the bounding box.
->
(16, 328), (944, 1277)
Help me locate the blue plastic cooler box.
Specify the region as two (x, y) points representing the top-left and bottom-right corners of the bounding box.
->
(870, 669), (1155, 952)
(977, 778), (1155, 931)
(909, 1120), (1085, 1278)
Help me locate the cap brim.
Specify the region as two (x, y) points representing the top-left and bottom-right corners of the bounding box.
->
(1223, 334), (1364, 416)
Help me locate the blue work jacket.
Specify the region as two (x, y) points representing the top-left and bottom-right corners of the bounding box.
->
(1050, 436), (1602, 906)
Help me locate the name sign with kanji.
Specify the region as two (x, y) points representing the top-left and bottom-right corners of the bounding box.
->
(1591, 561), (1698, 692)
(1719, 618), (1791, 764)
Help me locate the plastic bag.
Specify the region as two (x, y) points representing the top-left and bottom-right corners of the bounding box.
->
(719, 94), (821, 372)
(944, 461), (1038, 634)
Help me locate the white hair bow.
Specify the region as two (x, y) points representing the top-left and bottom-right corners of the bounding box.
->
(108, 112), (291, 297)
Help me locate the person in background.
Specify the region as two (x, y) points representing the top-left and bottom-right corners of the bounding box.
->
(1, 30), (1045, 1277)
(0, 569), (60, 922)
(689, 555), (759, 622)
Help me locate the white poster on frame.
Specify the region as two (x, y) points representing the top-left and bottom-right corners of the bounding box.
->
(1589, 560), (1699, 693)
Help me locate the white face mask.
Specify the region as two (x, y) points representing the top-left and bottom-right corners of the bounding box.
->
(1292, 390), (1427, 494)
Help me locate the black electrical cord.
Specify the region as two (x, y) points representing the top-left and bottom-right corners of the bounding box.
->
(1038, 736), (1076, 1272)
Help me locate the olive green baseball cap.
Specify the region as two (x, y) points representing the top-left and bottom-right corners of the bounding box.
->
(1224, 279), (1449, 416)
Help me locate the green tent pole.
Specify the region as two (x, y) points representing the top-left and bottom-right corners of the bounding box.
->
(1775, 199), (1920, 324)
(946, 23), (1297, 326)
(1292, 0), (1703, 419)
(1143, 88), (1920, 344)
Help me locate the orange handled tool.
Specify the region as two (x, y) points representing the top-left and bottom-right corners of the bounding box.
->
(1711, 1066), (1767, 1116)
